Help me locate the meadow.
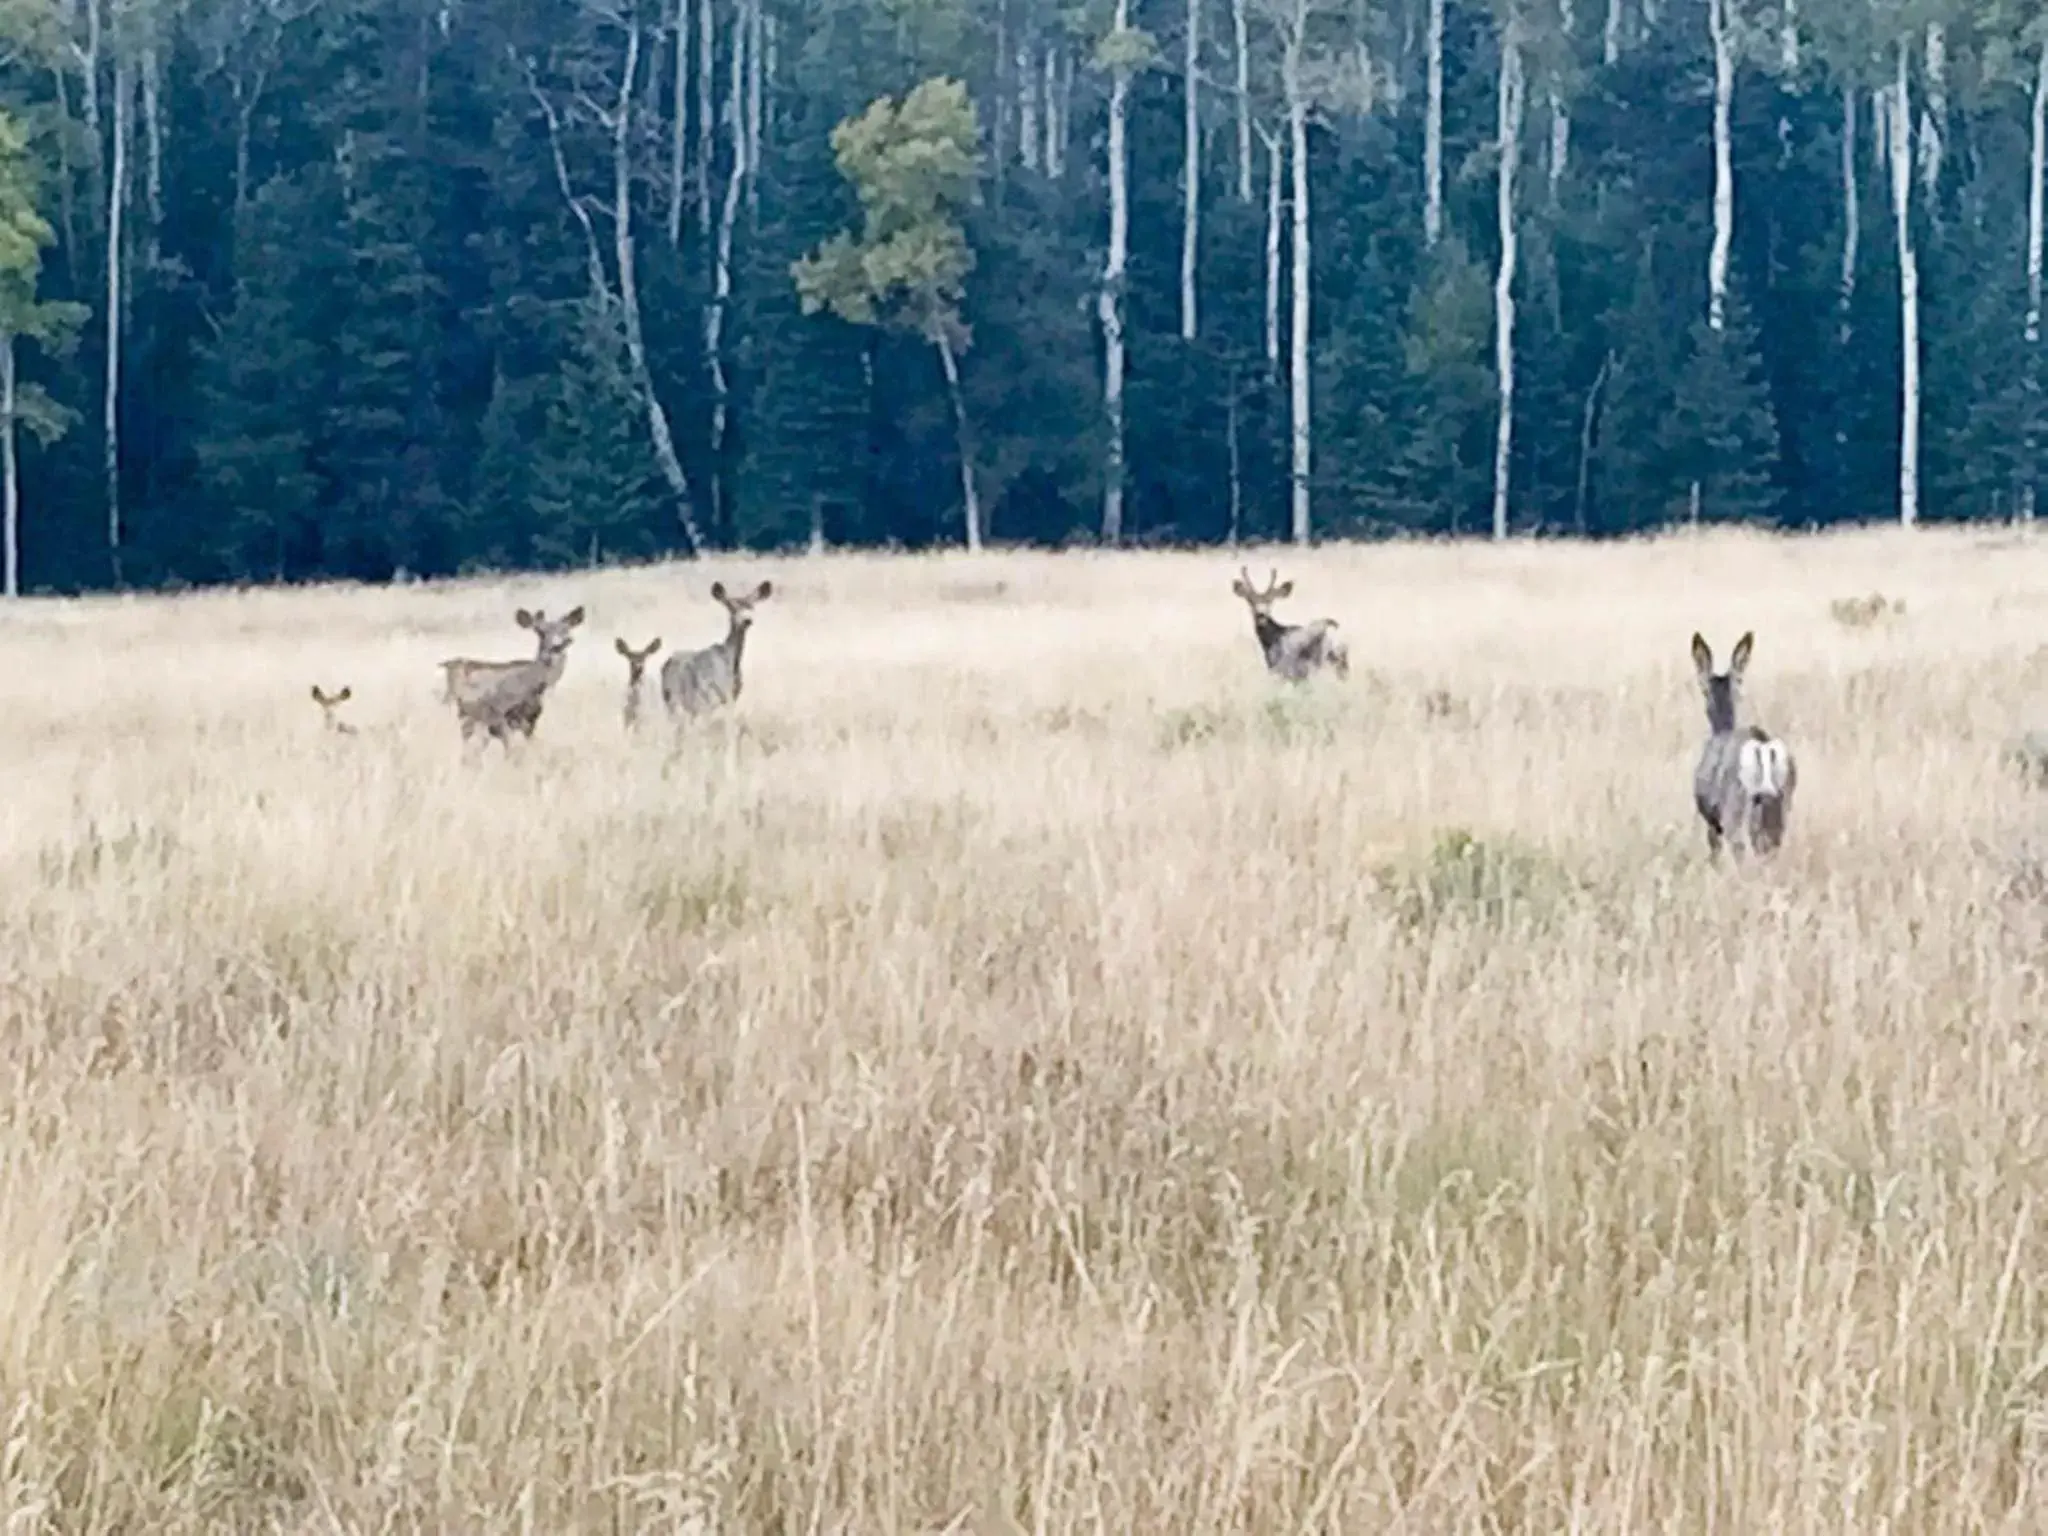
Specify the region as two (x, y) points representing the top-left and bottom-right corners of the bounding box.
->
(5, 525), (2048, 1530)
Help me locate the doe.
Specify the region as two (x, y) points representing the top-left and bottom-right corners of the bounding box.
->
(1690, 630), (1798, 860)
(662, 580), (772, 719)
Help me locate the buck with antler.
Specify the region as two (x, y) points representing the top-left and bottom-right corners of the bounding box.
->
(662, 580), (771, 719)
(1230, 567), (1349, 682)
(438, 606), (586, 743)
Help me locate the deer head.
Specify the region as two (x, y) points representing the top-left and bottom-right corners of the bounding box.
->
(615, 635), (663, 726)
(711, 580), (773, 640)
(310, 684), (357, 735)
(516, 605), (587, 659)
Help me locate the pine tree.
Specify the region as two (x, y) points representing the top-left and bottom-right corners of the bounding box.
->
(1661, 288), (1783, 525)
(527, 298), (665, 568)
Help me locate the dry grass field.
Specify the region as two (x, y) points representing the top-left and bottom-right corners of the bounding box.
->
(7, 525), (2048, 1530)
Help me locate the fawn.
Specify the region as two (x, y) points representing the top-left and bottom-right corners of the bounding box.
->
(309, 684), (357, 735)
(661, 580), (771, 719)
(615, 636), (664, 727)
(1231, 566), (1349, 682)
(439, 606), (586, 743)
(1690, 631), (1798, 859)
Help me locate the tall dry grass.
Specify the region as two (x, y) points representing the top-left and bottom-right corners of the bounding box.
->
(5, 526), (2048, 1529)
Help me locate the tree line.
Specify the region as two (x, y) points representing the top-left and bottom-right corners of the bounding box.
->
(0, 0), (2040, 596)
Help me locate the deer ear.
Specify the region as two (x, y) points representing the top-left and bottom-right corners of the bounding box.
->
(564, 605), (586, 626)
(1690, 632), (1713, 678)
(710, 581), (729, 602)
(309, 684), (323, 703)
(647, 637), (663, 655)
(336, 686), (352, 703)
(755, 580), (773, 600)
(1231, 578), (1249, 599)
(1274, 581), (1294, 600)
(615, 637), (631, 658)
(1730, 631), (1754, 675)
(515, 608), (536, 629)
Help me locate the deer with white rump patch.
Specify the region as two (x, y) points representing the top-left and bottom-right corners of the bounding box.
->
(1690, 631), (1798, 859)
(662, 581), (771, 719)
(439, 606), (586, 744)
(1231, 566), (1349, 682)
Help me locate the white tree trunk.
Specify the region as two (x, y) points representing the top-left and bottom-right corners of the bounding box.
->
(669, 0), (687, 246)
(1707, 0), (1732, 331)
(1019, 44), (1039, 170)
(1888, 48), (1919, 529)
(1264, 125), (1281, 377)
(1779, 0), (1797, 73)
(745, 0), (762, 221)
(1425, 0), (1443, 246)
(1839, 83), (1857, 346)
(1044, 46), (1060, 174)
(1492, 22), (1524, 542)
(2026, 44), (2047, 524)
(1, 332), (16, 599)
(1101, 0), (1131, 543)
(1232, 0), (1251, 200)
(1285, 13), (1312, 545)
(1920, 21), (1944, 197)
(696, 0), (713, 238)
(105, 53), (129, 578)
(614, 13), (704, 552)
(1181, 0), (1199, 339)
(707, 0), (746, 489)
(142, 42), (162, 264)
(935, 333), (983, 550)
(1603, 0), (1621, 66)
(1547, 0), (1572, 202)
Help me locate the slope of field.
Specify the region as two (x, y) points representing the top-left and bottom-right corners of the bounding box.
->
(4, 526), (2048, 1529)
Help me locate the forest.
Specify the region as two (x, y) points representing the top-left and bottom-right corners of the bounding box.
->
(0, 0), (2038, 594)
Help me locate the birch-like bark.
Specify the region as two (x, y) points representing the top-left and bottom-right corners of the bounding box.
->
(142, 43), (162, 264)
(696, 0), (713, 238)
(1043, 46), (1060, 174)
(1101, 0), (1132, 543)
(744, 0), (762, 221)
(1, 333), (16, 598)
(668, 0), (687, 246)
(1547, 0), (1571, 202)
(1226, 367), (1242, 544)
(1492, 20), (1524, 542)
(935, 332), (983, 550)
(1424, 0), (1443, 246)
(1284, 3), (1311, 545)
(707, 0), (746, 483)
(2026, 43), (2047, 524)
(1264, 125), (1280, 376)
(613, 13), (704, 552)
(1181, 0), (1199, 339)
(105, 53), (130, 578)
(1887, 50), (1919, 528)
(1779, 0), (1797, 73)
(1603, 0), (1621, 66)
(1921, 21), (1944, 197)
(1019, 44), (1040, 170)
(1707, 0), (1732, 331)
(1232, 0), (1251, 199)
(1839, 83), (1857, 346)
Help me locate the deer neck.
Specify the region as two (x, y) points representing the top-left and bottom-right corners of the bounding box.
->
(1705, 680), (1738, 735)
(1251, 610), (1289, 659)
(723, 620), (749, 679)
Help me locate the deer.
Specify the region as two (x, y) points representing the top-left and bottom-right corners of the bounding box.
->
(1230, 566), (1349, 682)
(1690, 631), (1798, 860)
(661, 580), (771, 720)
(615, 636), (663, 727)
(309, 684), (358, 735)
(438, 606), (586, 744)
